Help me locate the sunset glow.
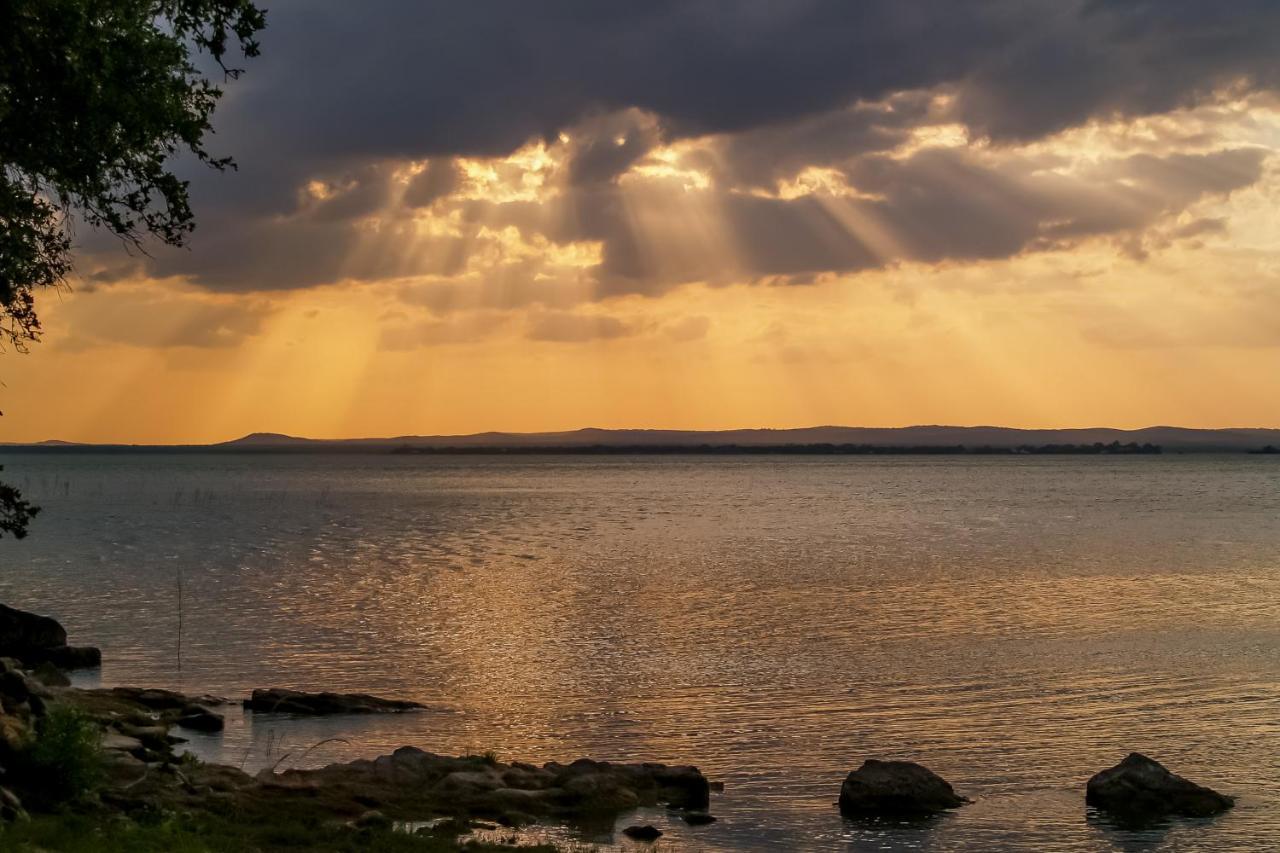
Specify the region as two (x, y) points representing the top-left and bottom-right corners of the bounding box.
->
(5, 9), (1280, 443)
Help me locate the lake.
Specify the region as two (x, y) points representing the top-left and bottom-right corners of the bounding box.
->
(0, 452), (1276, 850)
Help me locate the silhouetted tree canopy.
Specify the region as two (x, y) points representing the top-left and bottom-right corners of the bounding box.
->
(0, 0), (265, 537)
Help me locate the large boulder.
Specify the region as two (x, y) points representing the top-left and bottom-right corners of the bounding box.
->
(838, 760), (968, 817)
(261, 747), (712, 824)
(176, 705), (225, 732)
(1086, 753), (1234, 819)
(245, 688), (424, 715)
(0, 605), (65, 651)
(544, 758), (711, 811)
(0, 604), (100, 670)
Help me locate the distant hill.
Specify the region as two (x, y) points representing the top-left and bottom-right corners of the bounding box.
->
(8, 425), (1273, 453)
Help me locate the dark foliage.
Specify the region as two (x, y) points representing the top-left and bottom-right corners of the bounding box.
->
(0, 0), (264, 537)
(0, 466), (40, 538)
(12, 705), (103, 809)
(1, 0), (266, 347)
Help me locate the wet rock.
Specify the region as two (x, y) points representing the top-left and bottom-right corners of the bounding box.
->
(0, 669), (30, 706)
(30, 661), (70, 688)
(244, 688), (423, 715)
(546, 758), (710, 811)
(683, 811), (717, 825)
(501, 763), (554, 789)
(488, 786), (557, 811)
(100, 686), (193, 712)
(351, 809), (392, 830)
(112, 721), (185, 757)
(1086, 753), (1234, 819)
(0, 712), (31, 757)
(838, 759), (968, 817)
(438, 769), (505, 795)
(36, 645), (101, 670)
(263, 746), (712, 824)
(176, 706), (224, 732)
(648, 763), (712, 810)
(0, 786), (27, 823)
(102, 732), (147, 759)
(622, 824), (663, 841)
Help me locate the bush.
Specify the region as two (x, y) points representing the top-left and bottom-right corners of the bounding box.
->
(16, 705), (104, 808)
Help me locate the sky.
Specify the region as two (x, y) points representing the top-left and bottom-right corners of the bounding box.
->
(5, 0), (1280, 443)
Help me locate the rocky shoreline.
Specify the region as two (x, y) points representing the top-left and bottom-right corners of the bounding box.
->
(0, 604), (1240, 849)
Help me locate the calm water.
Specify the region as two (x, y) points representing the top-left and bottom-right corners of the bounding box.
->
(0, 453), (1277, 851)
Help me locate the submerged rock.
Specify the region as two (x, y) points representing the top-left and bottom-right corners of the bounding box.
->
(245, 687), (423, 715)
(838, 759), (968, 817)
(622, 824), (663, 841)
(1086, 753), (1234, 819)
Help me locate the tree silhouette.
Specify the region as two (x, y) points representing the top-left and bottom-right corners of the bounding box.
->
(0, 0), (265, 537)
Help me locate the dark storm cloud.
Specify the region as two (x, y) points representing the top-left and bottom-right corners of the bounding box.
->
(98, 0), (1280, 295)
(716, 93), (934, 187)
(214, 0), (1280, 165)
(954, 0), (1280, 140)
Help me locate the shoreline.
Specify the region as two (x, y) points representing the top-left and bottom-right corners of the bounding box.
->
(0, 605), (1246, 851)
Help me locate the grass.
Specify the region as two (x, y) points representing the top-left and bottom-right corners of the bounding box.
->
(13, 705), (104, 809)
(0, 809), (561, 852)
(2, 703), (563, 851)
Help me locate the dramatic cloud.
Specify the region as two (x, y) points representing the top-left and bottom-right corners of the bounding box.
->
(213, 1), (1280, 163)
(61, 2), (1280, 341)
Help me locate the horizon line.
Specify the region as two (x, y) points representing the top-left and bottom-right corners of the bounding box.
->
(6, 423), (1280, 448)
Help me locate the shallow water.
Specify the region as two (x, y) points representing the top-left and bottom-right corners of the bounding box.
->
(0, 453), (1277, 850)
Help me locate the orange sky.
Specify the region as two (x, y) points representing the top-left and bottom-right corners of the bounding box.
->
(3, 98), (1280, 444)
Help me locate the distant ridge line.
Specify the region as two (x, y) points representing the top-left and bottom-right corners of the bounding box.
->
(4, 425), (1280, 453)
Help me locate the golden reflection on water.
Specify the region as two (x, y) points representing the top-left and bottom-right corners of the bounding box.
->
(2, 453), (1279, 850)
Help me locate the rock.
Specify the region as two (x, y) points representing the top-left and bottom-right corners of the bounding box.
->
(0, 669), (30, 705)
(175, 706), (224, 732)
(545, 758), (710, 811)
(0, 604), (66, 654)
(622, 824), (663, 841)
(30, 661), (70, 688)
(113, 722), (182, 756)
(244, 688), (423, 715)
(102, 732), (146, 759)
(101, 686), (192, 712)
(838, 759), (968, 817)
(262, 746), (713, 826)
(501, 764), (554, 789)
(351, 809), (392, 830)
(0, 786), (27, 823)
(683, 811), (717, 825)
(0, 713), (31, 756)
(648, 763), (712, 810)
(1086, 753), (1234, 819)
(38, 645), (101, 670)
(437, 769), (505, 795)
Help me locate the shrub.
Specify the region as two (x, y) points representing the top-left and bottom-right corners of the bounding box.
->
(16, 705), (104, 808)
